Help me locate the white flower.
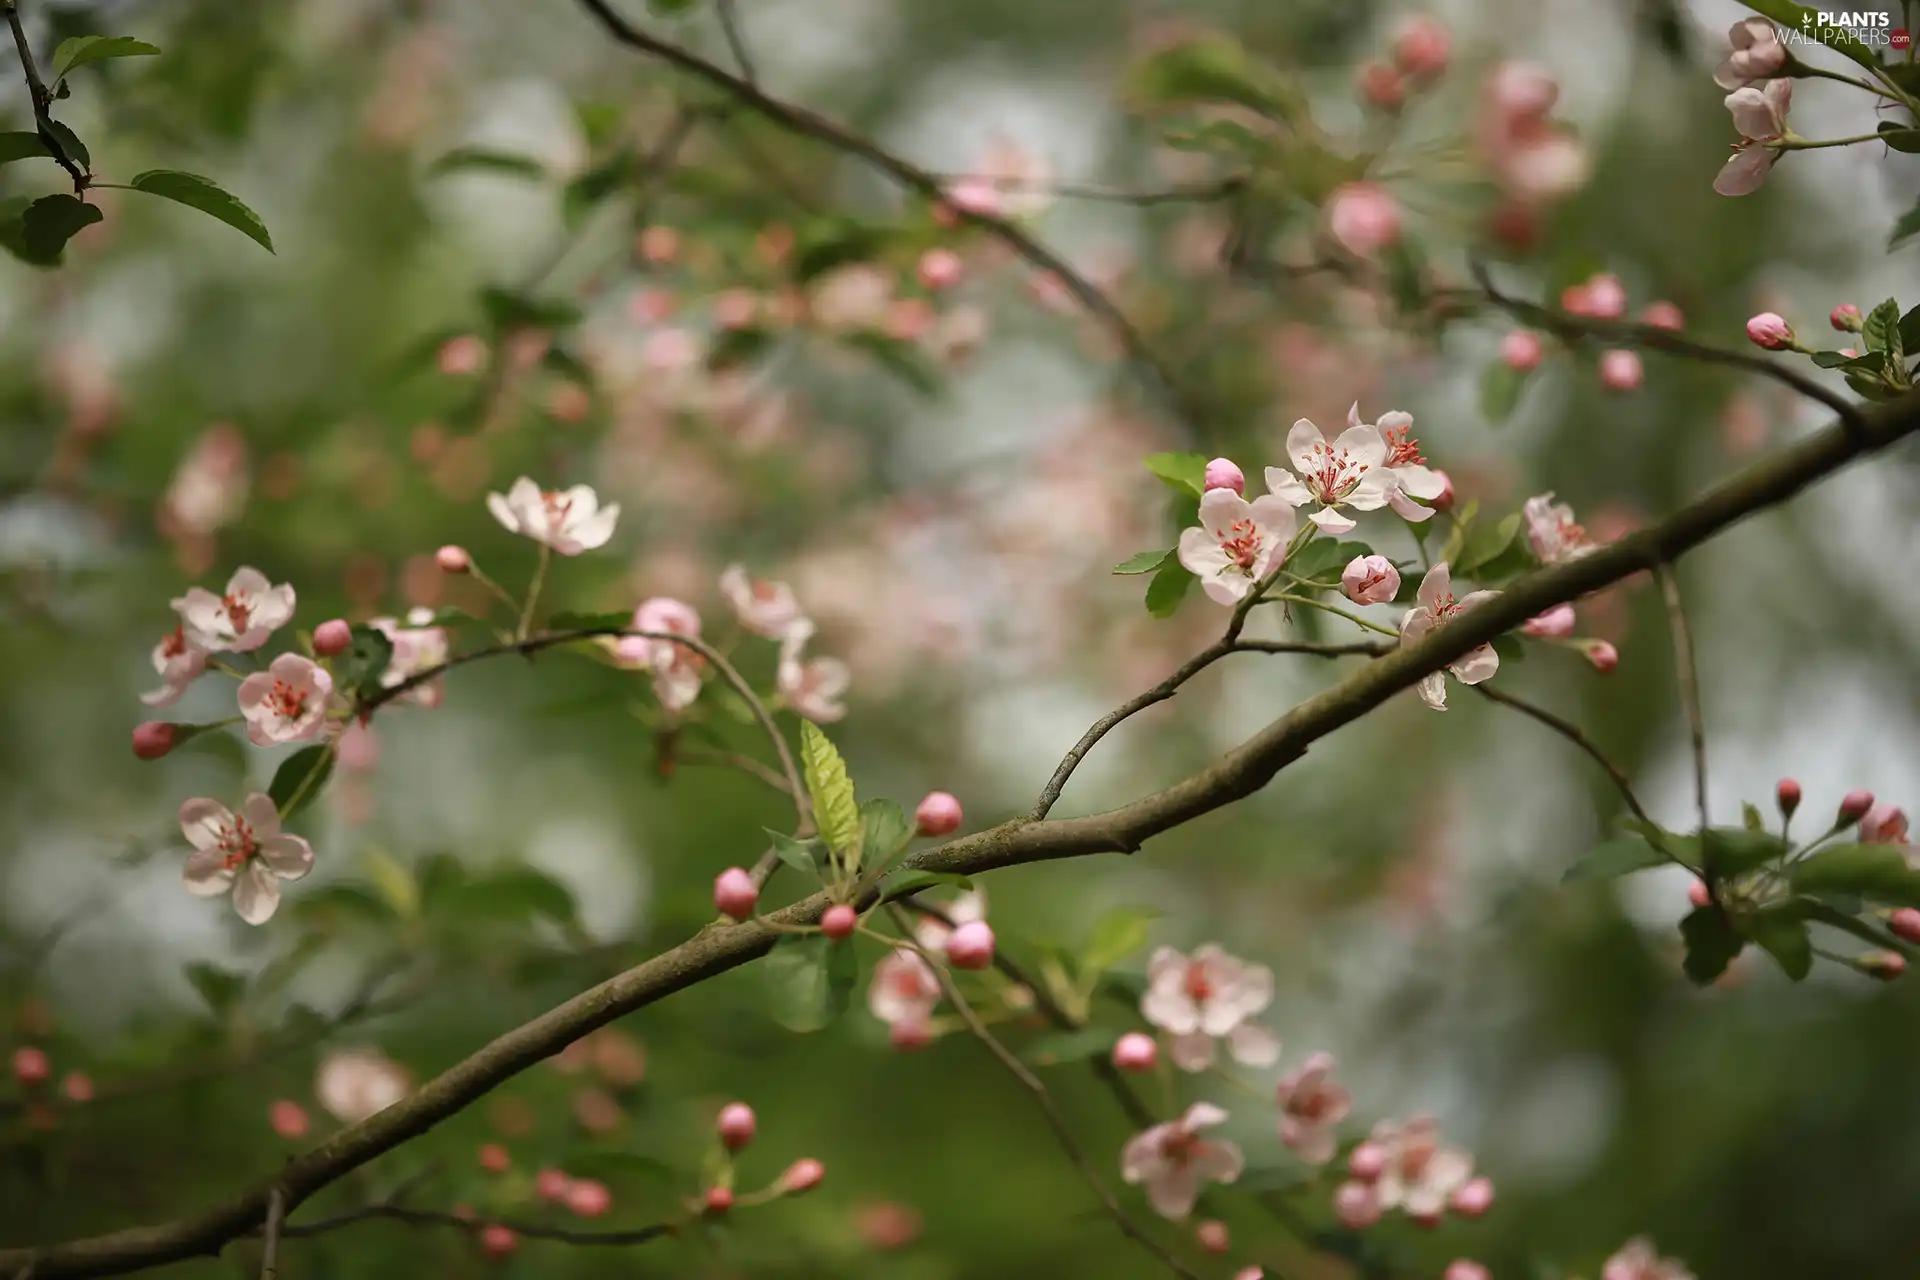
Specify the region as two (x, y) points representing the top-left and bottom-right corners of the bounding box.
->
(868, 948), (941, 1030)
(1398, 563), (1500, 711)
(1176, 488), (1298, 605)
(1521, 491), (1593, 564)
(1120, 1102), (1245, 1219)
(1275, 1052), (1352, 1165)
(179, 793), (314, 925)
(1265, 418), (1397, 534)
(1713, 16), (1786, 90)
(1141, 945), (1281, 1072)
(315, 1047), (412, 1124)
(778, 620), (850, 723)
(1715, 79), (1792, 198)
(237, 653), (334, 746)
(1353, 404), (1446, 522)
(172, 566), (295, 653)
(1603, 1237), (1696, 1280)
(142, 624), (208, 707)
(1370, 1117), (1475, 1223)
(609, 597), (706, 713)
(719, 563), (805, 639)
(486, 477), (620, 556)
(913, 891), (985, 954)
(370, 616), (449, 709)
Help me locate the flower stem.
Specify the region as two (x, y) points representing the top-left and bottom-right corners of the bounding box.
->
(516, 543), (550, 642)
(1273, 592), (1401, 637)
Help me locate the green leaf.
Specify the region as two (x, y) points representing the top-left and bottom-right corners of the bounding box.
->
(881, 869), (975, 900)
(1381, 237), (1428, 314)
(1022, 1027), (1118, 1066)
(293, 884), (400, 928)
(1480, 360), (1532, 425)
(1701, 826), (1789, 877)
(268, 745), (334, 822)
(0, 132), (50, 165)
(565, 1150), (681, 1187)
(1742, 802), (1766, 833)
(183, 961), (246, 1016)
(360, 848), (419, 919)
(706, 327), (773, 372)
(442, 865), (579, 926)
(799, 721), (861, 869)
(1900, 303), (1920, 353)
(1114, 549), (1173, 576)
(341, 624), (396, 704)
(762, 934), (850, 1033)
(562, 155), (634, 229)
(428, 146), (547, 180)
(478, 287), (582, 333)
(7, 194), (101, 266)
(1789, 843), (1920, 907)
(1735, 1), (1880, 70)
(1490, 632), (1525, 666)
(416, 852), (468, 911)
(767, 830), (829, 877)
(126, 170), (272, 252)
(52, 35), (160, 79)
(792, 216), (886, 282)
(1080, 906), (1160, 975)
(1143, 452), (1208, 498)
(46, 122), (87, 170)
(1747, 904), (1813, 981)
(1284, 538), (1372, 584)
(1862, 297), (1902, 360)
(1130, 35), (1296, 119)
(1680, 906), (1744, 985)
(1562, 836), (1668, 884)
(1877, 122), (1920, 153)
(1144, 559), (1194, 618)
(1455, 512), (1522, 575)
(859, 799), (913, 866)
(547, 610), (632, 632)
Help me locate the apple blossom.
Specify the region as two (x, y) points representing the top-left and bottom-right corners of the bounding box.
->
(479, 1224), (517, 1259)
(437, 334), (487, 375)
(1326, 182), (1401, 256)
(1356, 61), (1404, 110)
(142, 625), (208, 706)
(1361, 405), (1447, 520)
(1839, 789), (1875, 824)
(1366, 1116), (1475, 1225)
(777, 620), (851, 722)
(1445, 1263), (1492, 1280)
(180, 793), (314, 924)
(485, 477), (620, 556)
(718, 1102), (756, 1150)
(1777, 777), (1802, 817)
(714, 867), (758, 919)
(1889, 909), (1920, 944)
(915, 790), (964, 837)
(607, 597), (705, 712)
(1500, 330), (1544, 370)
(890, 1018), (934, 1051)
(1746, 312), (1794, 350)
(312, 618), (352, 657)
(1585, 639), (1621, 673)
(1523, 492), (1593, 564)
(719, 563), (805, 638)
(435, 544), (471, 574)
(1640, 301), (1685, 330)
(1399, 563), (1500, 711)
(1479, 63), (1590, 204)
(132, 721), (176, 760)
(1120, 1101), (1244, 1219)
(1713, 16), (1787, 90)
(268, 1099), (309, 1140)
(1334, 1179), (1382, 1229)
(1195, 1220), (1230, 1253)
(1715, 79), (1793, 197)
(704, 1186), (735, 1214)
(1602, 1236), (1697, 1280)
(173, 567), (296, 653)
(371, 613), (450, 709)
(1112, 1032), (1158, 1072)
(1831, 303), (1863, 332)
(1342, 555), (1400, 606)
(479, 1143), (511, 1174)
(1266, 417), (1399, 535)
(870, 947), (942, 1044)
(12, 1046), (49, 1086)
(1348, 1140), (1389, 1180)
(1178, 486), (1298, 602)
(1203, 457), (1245, 494)
(565, 1179), (611, 1217)
(1451, 1176), (1495, 1217)
(1274, 1052), (1352, 1165)
(1861, 805), (1909, 844)
(1392, 15), (1450, 78)
(1142, 944), (1280, 1071)
(783, 1157), (827, 1194)
(1524, 603), (1577, 638)
(315, 1047), (411, 1123)
(237, 653), (333, 746)
(945, 920), (995, 970)
(1599, 349), (1644, 392)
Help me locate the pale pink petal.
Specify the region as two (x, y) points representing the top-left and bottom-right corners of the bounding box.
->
(1227, 1022), (1281, 1067)
(179, 798), (233, 851)
(1143, 979), (1202, 1036)
(258, 834), (314, 880)
(183, 848), (235, 896)
(1121, 1126), (1169, 1184)
(1145, 1165), (1203, 1219)
(1388, 486), (1435, 522)
(1284, 420), (1324, 472)
(1394, 463), (1444, 500)
(1262, 468), (1312, 507)
(1168, 1031), (1216, 1072)
(1713, 148), (1775, 197)
(1330, 424), (1388, 469)
(1190, 1138), (1245, 1184)
(1184, 1102), (1229, 1131)
(1197, 487), (1253, 540)
(1451, 643), (1500, 686)
(485, 491), (521, 533)
(1417, 563), (1451, 610)
(239, 793), (282, 839)
(1416, 671), (1449, 710)
(232, 862), (282, 925)
(1308, 507), (1357, 535)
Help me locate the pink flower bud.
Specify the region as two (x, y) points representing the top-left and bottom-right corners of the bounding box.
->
(890, 1018), (933, 1052)
(1347, 1140), (1389, 1181)
(1196, 1220), (1230, 1253)
(1428, 469), (1455, 512)
(1776, 778), (1802, 817)
(704, 1185), (734, 1215)
(313, 619), (353, 657)
(565, 1178), (611, 1218)
(1355, 61), (1405, 109)
(1584, 639), (1620, 672)
(479, 1224), (518, 1259)
(1393, 15), (1451, 77)
(782, 1157), (826, 1194)
(1890, 909), (1920, 945)
(1341, 554), (1401, 606)
(1334, 1180), (1382, 1229)
(1839, 789), (1876, 824)
(1565, 274), (1626, 319)
(1640, 300), (1685, 331)
(918, 248), (964, 291)
(1500, 329), (1544, 371)
(436, 544), (471, 574)
(61, 1071), (93, 1103)
(1861, 805), (1909, 845)
(1112, 1032), (1158, 1072)
(1598, 349), (1643, 392)
(1688, 879), (1712, 909)
(1831, 303), (1863, 332)
(945, 920), (996, 970)
(268, 1099), (309, 1140)
(437, 334), (487, 376)
(714, 867), (758, 920)
(1445, 1263), (1492, 1280)
(12, 1047), (49, 1087)
(821, 904), (858, 940)
(915, 791), (963, 837)
(716, 1101), (758, 1151)
(1203, 457), (1246, 495)
(1523, 603), (1576, 638)
(1861, 950), (1907, 981)
(535, 1167), (572, 1203)
(1326, 183), (1402, 256)
(132, 721), (177, 761)
(1746, 312), (1794, 350)
(638, 225), (679, 264)
(479, 1143), (510, 1174)
(1451, 1176), (1495, 1218)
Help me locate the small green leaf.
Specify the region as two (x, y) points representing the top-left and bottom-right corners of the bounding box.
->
(1285, 538), (1372, 584)
(428, 146), (547, 180)
(1080, 906), (1160, 975)
(1701, 826), (1789, 877)
(1878, 122), (1920, 153)
(767, 830), (829, 877)
(763, 934), (847, 1033)
(1812, 350), (1857, 369)
(882, 870), (975, 901)
(1789, 843), (1920, 907)
(0, 132), (50, 165)
(1742, 802), (1766, 833)
(859, 799), (913, 866)
(1747, 903), (1812, 981)
(1455, 512), (1522, 575)
(293, 884), (399, 928)
(1862, 297), (1902, 359)
(52, 35), (160, 79)
(1898, 302), (1920, 353)
(1114, 549), (1173, 576)
(1680, 906), (1744, 985)
(416, 853), (468, 911)
(799, 721), (862, 869)
(1490, 632), (1525, 666)
(1143, 452), (1208, 498)
(1022, 1027), (1118, 1066)
(1480, 360), (1532, 424)
(1130, 35), (1295, 119)
(1145, 559), (1194, 618)
(1562, 836), (1668, 884)
(268, 745), (334, 821)
(127, 170), (272, 252)
(183, 961), (246, 1016)
(478, 287), (582, 333)
(11, 194), (101, 266)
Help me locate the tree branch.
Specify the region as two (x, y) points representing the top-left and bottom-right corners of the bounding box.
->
(714, 0), (756, 85)
(1470, 684), (1658, 831)
(277, 1203), (674, 1247)
(1657, 566), (1710, 834)
(1, 0), (86, 189)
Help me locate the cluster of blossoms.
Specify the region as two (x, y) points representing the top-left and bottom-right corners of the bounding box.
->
(9, 1045), (94, 1114)
(1497, 273), (1686, 395)
(863, 884), (996, 1051)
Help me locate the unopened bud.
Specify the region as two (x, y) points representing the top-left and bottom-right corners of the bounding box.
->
(1640, 301), (1685, 331)
(717, 1102), (757, 1151)
(1196, 1220), (1230, 1254)
(944, 920), (996, 970)
(479, 1224), (518, 1259)
(1746, 312), (1794, 350)
(1831, 303), (1863, 332)
(313, 619), (352, 657)
(704, 1185), (734, 1215)
(1203, 457), (1245, 495)
(713, 867), (758, 920)
(782, 1157), (826, 1195)
(1776, 777), (1802, 818)
(1499, 330), (1544, 371)
(821, 904), (857, 941)
(1839, 789), (1875, 825)
(1888, 908), (1920, 945)
(132, 721), (177, 761)
(12, 1046), (50, 1086)
(1111, 1032), (1158, 1072)
(1859, 950), (1908, 981)
(1583, 639), (1620, 672)
(436, 545), (472, 574)
(915, 791), (963, 837)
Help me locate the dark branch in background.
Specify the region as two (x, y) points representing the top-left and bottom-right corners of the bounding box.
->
(1, 0), (86, 189)
(1471, 684), (1659, 832)
(1657, 566), (1710, 834)
(277, 1203), (674, 1248)
(714, 0), (756, 86)
(571, 0), (1207, 429)
(921, 172), (1246, 207)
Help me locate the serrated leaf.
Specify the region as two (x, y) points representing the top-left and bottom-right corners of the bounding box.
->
(799, 721), (861, 870)
(1480, 360), (1531, 424)
(1080, 906), (1160, 975)
(183, 961), (246, 1016)
(766, 829), (829, 878)
(882, 870), (975, 900)
(428, 146), (547, 180)
(1701, 826), (1788, 877)
(267, 745), (334, 822)
(763, 934), (850, 1033)
(1022, 1027), (1118, 1067)
(1789, 843), (1920, 907)
(1562, 836), (1668, 884)
(1862, 298), (1902, 360)
(859, 798), (912, 866)
(1747, 904), (1813, 981)
(1114, 549), (1173, 576)
(1144, 558), (1194, 618)
(0, 132), (50, 165)
(1680, 906), (1744, 985)
(52, 35), (160, 79)
(45, 122), (87, 170)
(1143, 451), (1208, 497)
(1888, 202), (1920, 250)
(127, 170), (272, 252)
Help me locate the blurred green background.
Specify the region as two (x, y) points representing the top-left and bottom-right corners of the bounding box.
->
(2, 0), (1919, 1276)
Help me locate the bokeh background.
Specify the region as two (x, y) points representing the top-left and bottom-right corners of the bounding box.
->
(2, 0), (1919, 1276)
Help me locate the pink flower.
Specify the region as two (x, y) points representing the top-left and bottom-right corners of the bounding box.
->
(1120, 1102), (1245, 1219)
(1265, 418), (1395, 535)
(142, 624), (208, 706)
(944, 920), (995, 970)
(1715, 80), (1792, 197)
(313, 619), (352, 657)
(1714, 16), (1787, 89)
(1641, 301), (1685, 330)
(1602, 1237), (1696, 1280)
(1359, 405), (1447, 520)
(917, 248), (963, 290)
(1523, 492), (1593, 564)
(1446, 1263), (1492, 1280)
(237, 654), (333, 746)
(1365, 1117), (1475, 1224)
(1356, 61), (1405, 110)
(370, 612), (450, 709)
(435, 544), (471, 574)
(535, 1167), (573, 1202)
(719, 563), (805, 639)
(1326, 183), (1402, 256)
(485, 477), (620, 556)
(172, 566), (296, 653)
(1335, 1180), (1382, 1228)
(1585, 639), (1620, 672)
(638, 225), (679, 263)
(1274, 1052), (1352, 1164)
(268, 1099), (310, 1140)
(12, 1047), (49, 1086)
(711, 288), (759, 330)
(437, 334), (488, 375)
(1177, 487), (1298, 604)
(1479, 63), (1590, 204)
(1599, 349), (1644, 392)
(479, 1225), (517, 1259)
(1564, 274), (1627, 320)
(1342, 555), (1401, 605)
(1500, 330), (1544, 371)
(1142, 945), (1280, 1071)
(1399, 563), (1500, 711)
(180, 793), (314, 924)
(611, 598), (706, 713)
(1393, 15), (1451, 78)
(1203, 457), (1246, 495)
(1745, 312), (1794, 350)
(1196, 1220), (1230, 1253)
(777, 620), (851, 723)
(821, 904), (857, 939)
(1451, 1176), (1495, 1217)
(1523, 603), (1576, 638)
(566, 1179), (612, 1217)
(869, 947), (942, 1031)
(913, 890), (983, 953)
(1861, 805), (1909, 845)
(315, 1047), (410, 1123)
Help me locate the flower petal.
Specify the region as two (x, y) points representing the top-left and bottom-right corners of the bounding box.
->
(1285, 419), (1324, 472)
(240, 793), (282, 839)
(1197, 487), (1252, 540)
(1145, 1165), (1203, 1219)
(1168, 1031), (1217, 1072)
(232, 862), (282, 925)
(179, 798), (233, 851)
(1331, 424), (1387, 469)
(485, 491), (521, 533)
(1191, 1138), (1244, 1185)
(1713, 147), (1775, 197)
(1228, 1022), (1281, 1067)
(1308, 507), (1357, 535)
(1262, 468), (1312, 507)
(259, 834), (315, 880)
(183, 847), (235, 896)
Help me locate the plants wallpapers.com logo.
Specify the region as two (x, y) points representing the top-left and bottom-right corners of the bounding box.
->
(1784, 10), (1913, 48)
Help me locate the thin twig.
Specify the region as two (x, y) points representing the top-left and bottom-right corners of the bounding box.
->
(1, 0), (85, 188)
(1657, 566), (1709, 835)
(675, 748), (793, 795)
(715, 0), (756, 84)
(257, 1191), (284, 1280)
(1471, 684), (1658, 832)
(278, 1202), (676, 1246)
(921, 172), (1245, 207)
